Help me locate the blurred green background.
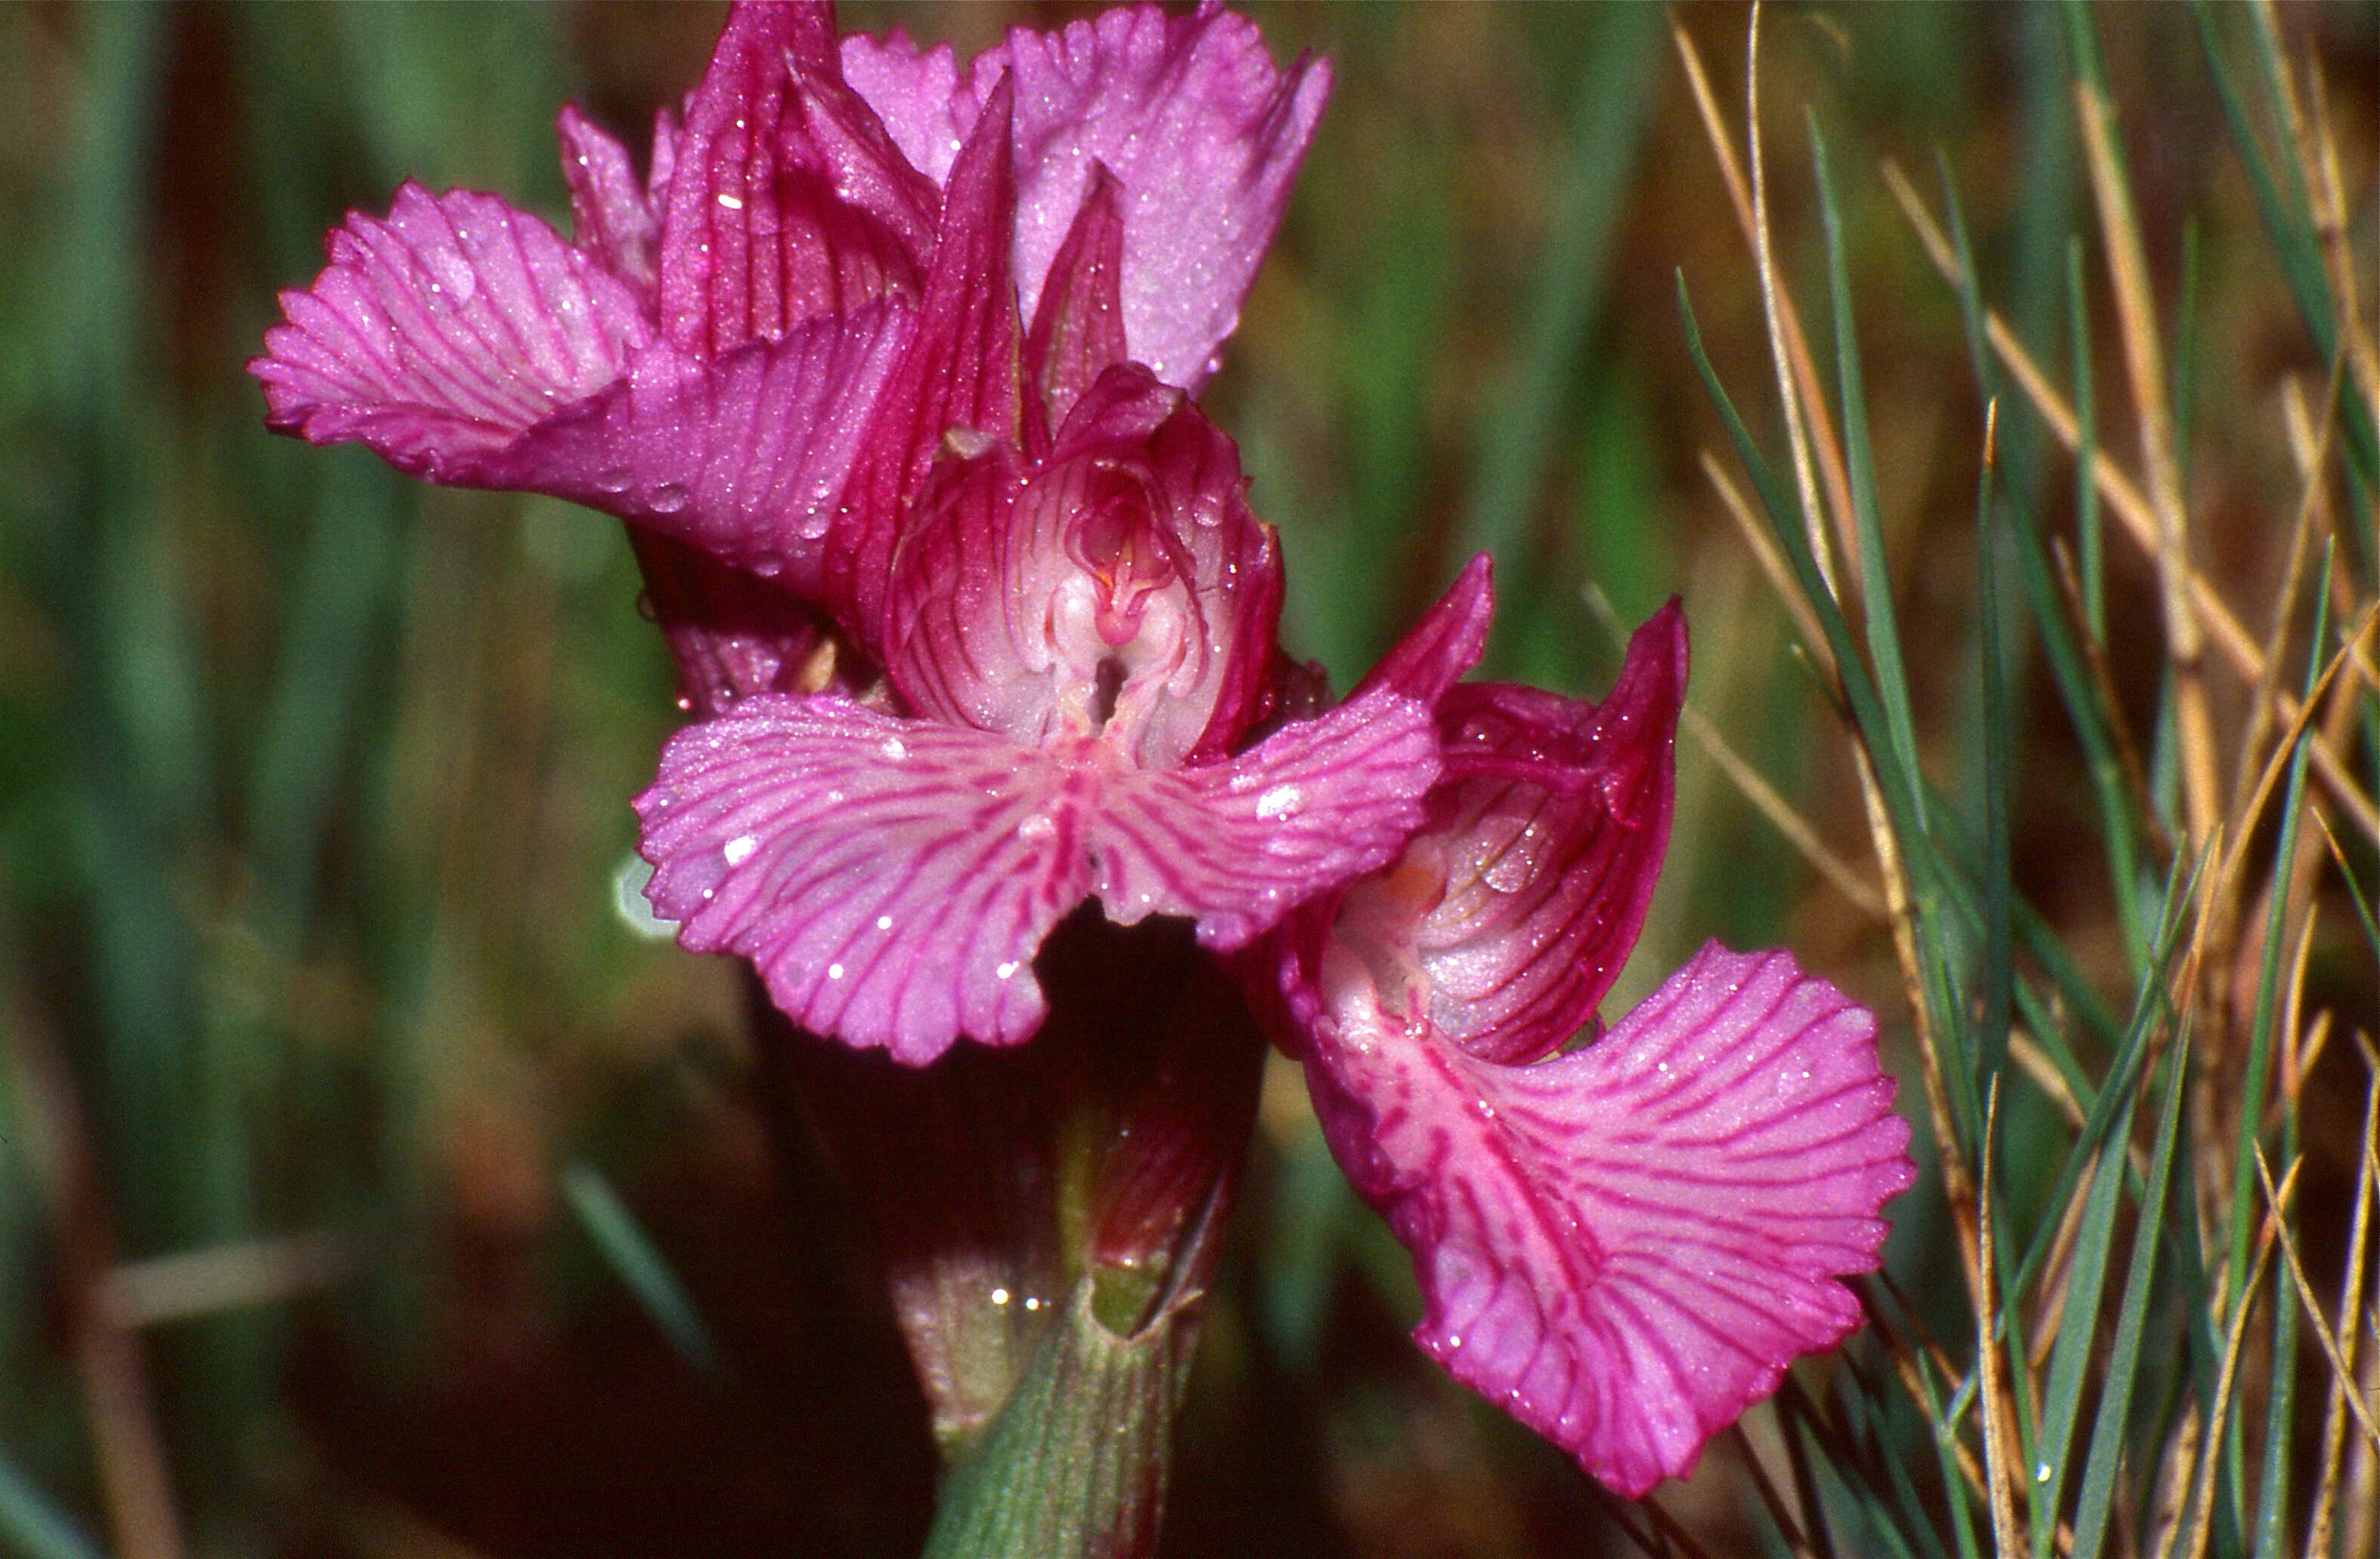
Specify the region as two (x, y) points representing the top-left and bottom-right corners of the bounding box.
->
(0, 4), (2372, 1557)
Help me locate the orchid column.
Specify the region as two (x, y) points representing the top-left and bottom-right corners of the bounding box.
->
(255, 1), (1912, 1549)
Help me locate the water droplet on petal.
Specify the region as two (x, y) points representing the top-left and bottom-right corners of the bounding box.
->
(879, 736), (907, 761)
(1254, 783), (1304, 820)
(875, 915), (894, 931)
(994, 961), (1020, 980)
(751, 552), (785, 579)
(1018, 814), (1055, 843)
(722, 835), (758, 866)
(595, 468), (634, 495)
(826, 962), (845, 980)
(647, 482), (690, 514)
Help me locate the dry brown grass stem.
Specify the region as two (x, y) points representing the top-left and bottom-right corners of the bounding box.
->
(2210, 603), (2376, 919)
(1975, 1083), (2025, 1557)
(2023, 1142), (2099, 1375)
(1671, 17), (1861, 578)
(1742, 3), (1844, 607)
(0, 1000), (187, 1559)
(2304, 1045), (2376, 1559)
(1700, 452), (1836, 679)
(1881, 159), (2380, 845)
(1584, 581), (1885, 919)
(2073, 75), (2223, 860)
(2258, 1145), (2380, 1457)
(2229, 372), (2338, 829)
(2170, 1161), (2292, 1559)
(1859, 1286), (1996, 1513)
(2251, 0), (2380, 422)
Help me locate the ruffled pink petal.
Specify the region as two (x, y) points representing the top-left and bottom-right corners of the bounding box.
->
(655, 1), (934, 356)
(252, 184), (652, 479)
(1409, 603), (1685, 1063)
(838, 28), (967, 187)
(634, 685), (1437, 1064)
(636, 697), (1090, 1064)
(494, 304), (912, 589)
(846, 2), (1328, 393)
(1301, 941), (1915, 1498)
(557, 104), (659, 299)
(1354, 554), (1496, 705)
(1095, 687), (1440, 949)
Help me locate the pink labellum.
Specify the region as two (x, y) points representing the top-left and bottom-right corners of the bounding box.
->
(636, 686), (1437, 1066)
(1301, 941), (1915, 1498)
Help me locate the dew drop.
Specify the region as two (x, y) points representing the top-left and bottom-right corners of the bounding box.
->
(989, 1286), (1011, 1306)
(1021, 1295), (1042, 1311)
(826, 962), (845, 980)
(647, 482), (690, 514)
(994, 961), (1020, 980)
(751, 552), (785, 579)
(722, 835), (758, 866)
(875, 915), (894, 931)
(796, 506), (833, 540)
(595, 467), (634, 495)
(1019, 814), (1055, 842)
(716, 192), (745, 211)
(1254, 783), (1304, 820)
(879, 736), (908, 761)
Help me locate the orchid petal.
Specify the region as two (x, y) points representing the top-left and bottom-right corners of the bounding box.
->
(1413, 603), (1684, 1062)
(636, 685), (1435, 1064)
(1097, 687), (1440, 949)
(1302, 941), (1914, 1497)
(252, 184), (651, 477)
(846, 3), (1327, 392)
(498, 304), (911, 588)
(557, 104), (659, 298)
(832, 76), (1025, 643)
(1025, 164), (1129, 438)
(637, 697), (1090, 1065)
(1354, 553), (1496, 706)
(656, 0), (930, 355)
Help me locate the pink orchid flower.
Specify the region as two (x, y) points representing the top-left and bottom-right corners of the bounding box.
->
(254, 0), (1913, 1501)
(1255, 560), (1917, 1496)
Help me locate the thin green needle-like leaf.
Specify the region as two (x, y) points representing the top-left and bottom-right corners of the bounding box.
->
(2030, 1075), (2145, 1559)
(561, 1161), (721, 1374)
(0, 1446), (107, 1559)
(2070, 1024), (2193, 1559)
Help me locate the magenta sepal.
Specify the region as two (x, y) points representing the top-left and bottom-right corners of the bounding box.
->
(840, 0), (1329, 391)
(1299, 940), (1915, 1498)
(254, 184), (654, 473)
(637, 686), (1439, 1065)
